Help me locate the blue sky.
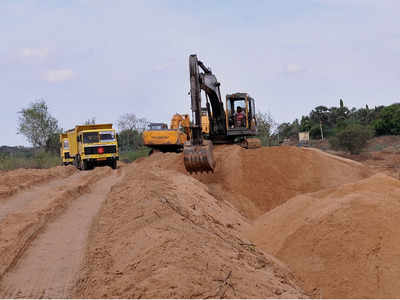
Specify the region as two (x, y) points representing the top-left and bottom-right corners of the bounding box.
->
(1, 0), (400, 146)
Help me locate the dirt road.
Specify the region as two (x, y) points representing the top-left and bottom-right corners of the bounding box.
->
(0, 166), (124, 298)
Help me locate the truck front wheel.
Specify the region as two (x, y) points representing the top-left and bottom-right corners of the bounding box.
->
(81, 159), (89, 171)
(110, 159), (117, 169)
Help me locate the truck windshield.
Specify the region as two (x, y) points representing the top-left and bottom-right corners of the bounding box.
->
(100, 131), (115, 142)
(83, 132), (100, 143)
(63, 140), (69, 149)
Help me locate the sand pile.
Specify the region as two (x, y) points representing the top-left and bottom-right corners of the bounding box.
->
(244, 173), (400, 298)
(143, 145), (372, 219)
(74, 161), (307, 298)
(0, 165), (77, 199)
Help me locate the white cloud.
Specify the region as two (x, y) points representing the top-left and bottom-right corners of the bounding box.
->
(20, 47), (49, 59)
(286, 64), (305, 74)
(44, 69), (74, 82)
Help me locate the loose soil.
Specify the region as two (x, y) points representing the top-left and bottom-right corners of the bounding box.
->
(1, 144), (400, 298)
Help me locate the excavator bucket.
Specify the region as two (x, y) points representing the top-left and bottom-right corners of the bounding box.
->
(241, 138), (262, 149)
(183, 140), (216, 174)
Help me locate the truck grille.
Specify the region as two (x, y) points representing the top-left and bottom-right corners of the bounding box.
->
(84, 145), (117, 155)
(64, 152), (71, 159)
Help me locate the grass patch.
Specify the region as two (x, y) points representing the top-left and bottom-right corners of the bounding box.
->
(0, 151), (61, 171)
(120, 148), (151, 163)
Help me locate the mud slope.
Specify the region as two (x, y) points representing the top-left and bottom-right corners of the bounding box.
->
(75, 162), (307, 298)
(142, 145), (373, 218)
(244, 173), (400, 298)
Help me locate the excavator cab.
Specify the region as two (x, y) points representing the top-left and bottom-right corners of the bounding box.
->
(226, 93), (256, 131)
(225, 93), (260, 148)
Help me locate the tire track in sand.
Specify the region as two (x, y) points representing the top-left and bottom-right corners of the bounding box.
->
(0, 168), (124, 298)
(0, 172), (83, 222)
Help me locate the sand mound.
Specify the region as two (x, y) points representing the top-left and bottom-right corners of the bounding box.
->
(0, 165), (77, 199)
(244, 173), (400, 298)
(142, 145), (373, 219)
(74, 161), (307, 298)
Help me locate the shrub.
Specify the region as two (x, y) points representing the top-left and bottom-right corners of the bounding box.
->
(330, 125), (373, 154)
(119, 148), (151, 163)
(0, 150), (61, 171)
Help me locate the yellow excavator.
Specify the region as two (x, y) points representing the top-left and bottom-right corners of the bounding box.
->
(184, 54), (261, 174)
(143, 113), (192, 153)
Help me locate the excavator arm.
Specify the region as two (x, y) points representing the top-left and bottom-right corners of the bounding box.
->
(184, 54), (222, 173)
(190, 55), (227, 140)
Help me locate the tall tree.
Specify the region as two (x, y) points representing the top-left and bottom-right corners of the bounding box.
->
(17, 99), (59, 148)
(117, 113), (149, 151)
(256, 112), (275, 146)
(117, 113), (138, 131)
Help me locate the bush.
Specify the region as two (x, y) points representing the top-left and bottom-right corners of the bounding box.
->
(119, 148), (151, 163)
(0, 150), (61, 170)
(329, 125), (373, 154)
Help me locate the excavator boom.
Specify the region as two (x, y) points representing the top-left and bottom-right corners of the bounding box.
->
(184, 55), (217, 173)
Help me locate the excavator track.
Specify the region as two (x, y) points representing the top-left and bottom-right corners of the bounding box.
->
(183, 140), (216, 174)
(241, 138), (262, 149)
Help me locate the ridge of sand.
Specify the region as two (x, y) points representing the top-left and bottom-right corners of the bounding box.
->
(244, 173), (400, 298)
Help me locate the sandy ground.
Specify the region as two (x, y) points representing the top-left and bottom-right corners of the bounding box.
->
(1, 144), (400, 298)
(243, 173), (400, 298)
(0, 165), (123, 298)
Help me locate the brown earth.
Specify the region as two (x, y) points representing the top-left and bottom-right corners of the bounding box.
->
(74, 160), (306, 298)
(0, 165), (77, 199)
(0, 165), (123, 298)
(145, 145), (373, 219)
(244, 173), (400, 298)
(1, 144), (400, 298)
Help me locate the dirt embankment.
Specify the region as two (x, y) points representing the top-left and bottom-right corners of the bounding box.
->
(0, 165), (77, 199)
(244, 173), (400, 298)
(74, 160), (307, 298)
(142, 145), (373, 219)
(0, 166), (117, 294)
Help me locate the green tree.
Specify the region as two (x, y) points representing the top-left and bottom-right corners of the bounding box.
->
(117, 129), (143, 151)
(329, 124), (372, 154)
(17, 100), (59, 149)
(373, 104), (400, 135)
(256, 112), (275, 146)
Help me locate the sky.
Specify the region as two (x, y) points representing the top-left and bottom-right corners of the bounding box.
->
(1, 0), (400, 146)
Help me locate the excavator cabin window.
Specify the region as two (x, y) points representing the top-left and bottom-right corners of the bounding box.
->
(228, 99), (247, 128)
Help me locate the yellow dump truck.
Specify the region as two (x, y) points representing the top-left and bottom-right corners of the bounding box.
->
(201, 107), (210, 137)
(67, 124), (119, 170)
(59, 133), (74, 165)
(143, 114), (191, 153)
